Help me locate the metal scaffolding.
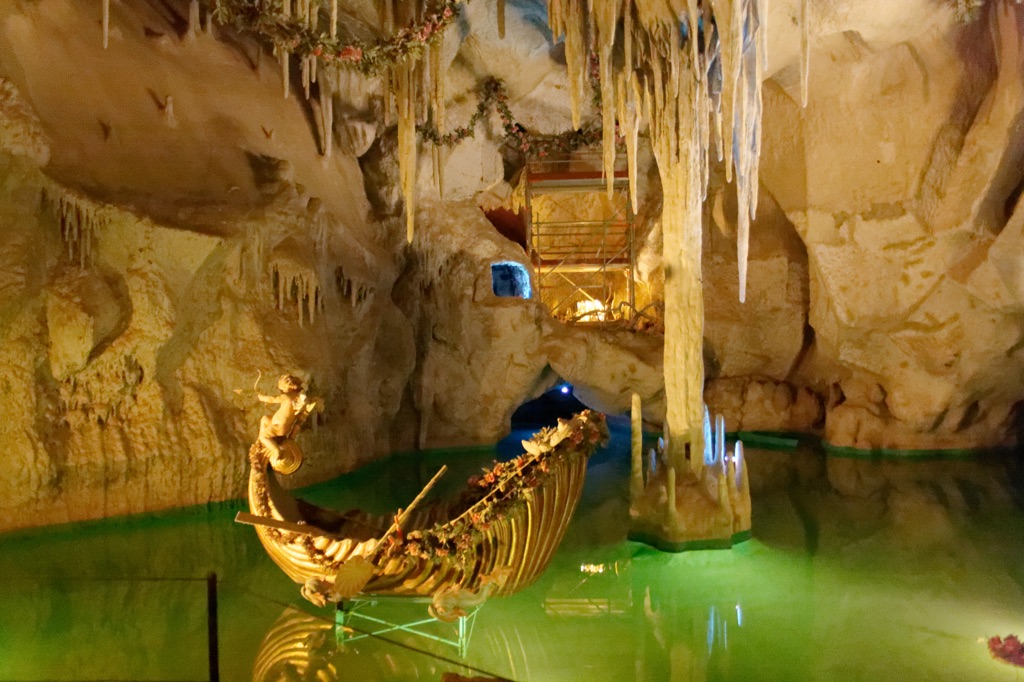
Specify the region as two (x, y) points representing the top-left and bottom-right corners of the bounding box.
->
(525, 151), (638, 325)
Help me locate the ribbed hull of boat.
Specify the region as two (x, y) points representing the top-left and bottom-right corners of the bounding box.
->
(249, 450), (589, 597)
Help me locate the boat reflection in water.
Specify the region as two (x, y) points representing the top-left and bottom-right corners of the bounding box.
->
(251, 556), (748, 682)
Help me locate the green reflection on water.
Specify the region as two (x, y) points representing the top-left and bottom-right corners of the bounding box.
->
(1, 422), (1022, 681)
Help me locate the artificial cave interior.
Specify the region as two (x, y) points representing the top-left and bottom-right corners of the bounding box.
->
(3, 0), (1024, 680)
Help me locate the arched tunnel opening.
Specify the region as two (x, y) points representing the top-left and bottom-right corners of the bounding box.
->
(511, 380), (589, 429)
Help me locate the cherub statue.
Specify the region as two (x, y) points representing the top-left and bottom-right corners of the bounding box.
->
(238, 373), (321, 474)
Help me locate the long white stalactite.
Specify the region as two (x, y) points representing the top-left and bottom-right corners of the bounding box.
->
(103, 0), (109, 49)
(800, 0), (810, 106)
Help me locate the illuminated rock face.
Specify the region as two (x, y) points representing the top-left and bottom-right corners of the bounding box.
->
(0, 0), (1022, 532)
(757, 4), (1024, 450)
(0, 1), (416, 532)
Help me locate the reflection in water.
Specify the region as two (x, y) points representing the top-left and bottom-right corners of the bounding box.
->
(252, 604), (505, 681)
(251, 558), (747, 682)
(252, 607), (337, 681)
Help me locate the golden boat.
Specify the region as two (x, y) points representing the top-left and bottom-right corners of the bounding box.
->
(240, 409), (608, 613)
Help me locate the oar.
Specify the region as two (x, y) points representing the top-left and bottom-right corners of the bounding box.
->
(331, 465), (448, 599)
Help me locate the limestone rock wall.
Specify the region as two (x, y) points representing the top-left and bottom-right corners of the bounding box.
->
(390, 199), (550, 449)
(0, 1), (417, 533)
(758, 3), (1024, 449)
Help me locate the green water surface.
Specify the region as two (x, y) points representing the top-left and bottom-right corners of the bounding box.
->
(1, 421), (1022, 681)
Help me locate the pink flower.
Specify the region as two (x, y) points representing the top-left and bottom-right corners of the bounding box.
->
(443, 7), (453, 19)
(339, 46), (362, 61)
(989, 635), (1024, 667)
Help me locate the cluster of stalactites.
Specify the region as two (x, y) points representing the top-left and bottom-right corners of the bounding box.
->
(273, 263), (323, 327)
(547, 0), (773, 304)
(47, 188), (110, 269)
(384, 1), (451, 244)
(230, 0), (454, 244)
(335, 265), (374, 308)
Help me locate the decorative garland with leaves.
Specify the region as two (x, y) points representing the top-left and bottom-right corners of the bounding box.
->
(213, 0), (466, 74)
(213, 3), (615, 157)
(392, 410), (609, 566)
(417, 77), (606, 158)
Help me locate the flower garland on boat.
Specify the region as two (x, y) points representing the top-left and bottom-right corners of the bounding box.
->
(394, 410), (608, 565)
(213, 0), (466, 74)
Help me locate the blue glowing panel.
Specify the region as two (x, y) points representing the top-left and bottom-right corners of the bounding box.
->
(491, 261), (532, 299)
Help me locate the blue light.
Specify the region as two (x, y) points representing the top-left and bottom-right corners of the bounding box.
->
(491, 261), (532, 299)
(560, 385), (570, 394)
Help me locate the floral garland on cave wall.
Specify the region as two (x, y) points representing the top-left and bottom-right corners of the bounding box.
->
(213, 1), (609, 158)
(213, 0), (464, 73)
(418, 77), (605, 158)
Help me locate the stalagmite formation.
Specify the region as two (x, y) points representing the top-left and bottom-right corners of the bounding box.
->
(631, 392), (644, 501)
(630, 407), (751, 549)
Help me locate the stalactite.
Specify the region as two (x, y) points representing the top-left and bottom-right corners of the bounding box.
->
(715, 413), (726, 466)
(800, 0), (810, 107)
(554, 0), (588, 130)
(272, 263), (322, 327)
(47, 188), (109, 269)
(102, 0), (110, 49)
(686, 0), (700, 78)
(716, 0), (743, 185)
(594, 1), (617, 199)
(758, 0), (769, 71)
(396, 61), (419, 243)
(188, 1), (201, 37)
(278, 44), (290, 98)
(430, 33), (446, 197)
(302, 54), (310, 99)
(498, 0), (506, 39)
(320, 71), (334, 158)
